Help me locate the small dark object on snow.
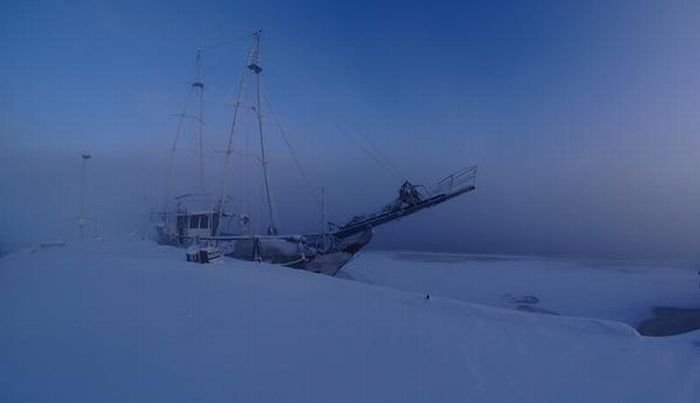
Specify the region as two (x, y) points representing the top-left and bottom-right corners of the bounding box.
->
(425, 293), (430, 300)
(186, 246), (222, 264)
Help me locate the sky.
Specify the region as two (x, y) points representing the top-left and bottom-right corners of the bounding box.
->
(2, 0), (700, 259)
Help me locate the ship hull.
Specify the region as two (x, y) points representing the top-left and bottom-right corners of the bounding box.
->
(212, 229), (373, 276)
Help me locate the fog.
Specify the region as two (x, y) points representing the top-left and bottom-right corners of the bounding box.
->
(3, 120), (700, 260)
(3, 1), (700, 260)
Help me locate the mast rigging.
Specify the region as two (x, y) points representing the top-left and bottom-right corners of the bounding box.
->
(249, 30), (278, 235)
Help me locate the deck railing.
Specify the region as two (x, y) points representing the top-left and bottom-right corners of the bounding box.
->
(428, 165), (478, 196)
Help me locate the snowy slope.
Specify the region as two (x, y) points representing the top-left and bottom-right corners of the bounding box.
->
(1, 241), (698, 402)
(344, 251), (700, 327)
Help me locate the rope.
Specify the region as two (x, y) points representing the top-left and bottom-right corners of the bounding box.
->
(162, 85), (196, 210)
(354, 127), (406, 181)
(335, 125), (405, 182)
(261, 80), (323, 210)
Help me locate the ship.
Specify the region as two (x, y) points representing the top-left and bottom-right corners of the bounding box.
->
(153, 30), (477, 276)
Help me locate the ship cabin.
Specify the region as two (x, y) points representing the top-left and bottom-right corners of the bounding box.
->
(175, 210), (222, 241)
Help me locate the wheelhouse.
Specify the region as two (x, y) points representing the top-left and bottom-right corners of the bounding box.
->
(176, 211), (220, 240)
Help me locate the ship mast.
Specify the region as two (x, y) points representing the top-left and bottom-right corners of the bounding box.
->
(193, 50), (205, 193)
(249, 30), (278, 235)
(164, 50), (206, 212)
(217, 35), (255, 234)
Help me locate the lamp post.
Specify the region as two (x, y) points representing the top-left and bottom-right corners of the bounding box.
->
(79, 154), (91, 241)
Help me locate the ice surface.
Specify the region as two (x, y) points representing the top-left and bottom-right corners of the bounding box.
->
(1, 241), (698, 402)
(344, 251), (700, 328)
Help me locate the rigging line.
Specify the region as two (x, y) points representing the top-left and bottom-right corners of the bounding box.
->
(163, 85), (196, 209)
(165, 49), (209, 206)
(202, 51), (252, 99)
(342, 124), (404, 180)
(198, 33), (254, 51)
(335, 124), (396, 179)
(261, 81), (323, 210)
(250, 30), (278, 235)
(173, 113), (205, 122)
(353, 127), (406, 181)
(245, 119), (251, 222)
(216, 38), (257, 233)
(334, 125), (404, 182)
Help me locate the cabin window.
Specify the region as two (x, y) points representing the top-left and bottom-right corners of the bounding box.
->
(190, 216), (198, 228)
(200, 215), (209, 229)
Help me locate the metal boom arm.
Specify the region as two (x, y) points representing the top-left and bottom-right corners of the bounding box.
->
(330, 166), (477, 239)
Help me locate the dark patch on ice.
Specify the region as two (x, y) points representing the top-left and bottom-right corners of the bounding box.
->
(637, 307), (700, 337)
(392, 252), (521, 264)
(515, 304), (560, 315)
(336, 270), (379, 286)
(502, 294), (557, 315)
(502, 293), (540, 305)
(335, 271), (354, 280)
(519, 296), (539, 305)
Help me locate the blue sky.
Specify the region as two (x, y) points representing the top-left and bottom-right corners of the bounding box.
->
(2, 0), (700, 258)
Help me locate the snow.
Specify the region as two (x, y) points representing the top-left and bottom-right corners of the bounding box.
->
(1, 241), (699, 402)
(345, 251), (700, 327)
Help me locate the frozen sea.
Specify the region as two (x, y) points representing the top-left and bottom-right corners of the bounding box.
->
(343, 251), (700, 334)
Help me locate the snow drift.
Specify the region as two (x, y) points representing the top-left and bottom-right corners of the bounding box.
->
(1, 241), (698, 402)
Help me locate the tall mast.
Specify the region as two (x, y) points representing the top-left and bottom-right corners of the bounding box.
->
(164, 50), (206, 213)
(217, 36), (256, 234)
(193, 49), (205, 193)
(249, 30), (278, 235)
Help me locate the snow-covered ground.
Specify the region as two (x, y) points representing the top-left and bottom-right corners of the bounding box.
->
(1, 241), (699, 402)
(344, 251), (700, 328)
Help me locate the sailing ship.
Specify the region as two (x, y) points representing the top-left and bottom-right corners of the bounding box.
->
(153, 31), (478, 276)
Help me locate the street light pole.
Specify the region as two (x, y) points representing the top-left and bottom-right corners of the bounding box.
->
(79, 154), (91, 241)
